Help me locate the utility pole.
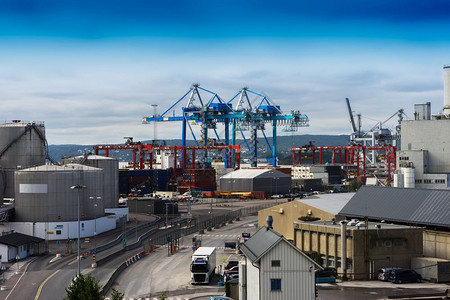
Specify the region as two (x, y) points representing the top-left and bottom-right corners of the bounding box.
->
(70, 184), (86, 276)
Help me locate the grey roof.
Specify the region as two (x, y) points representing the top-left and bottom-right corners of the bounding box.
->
(240, 226), (322, 268)
(221, 168), (289, 179)
(299, 192), (355, 215)
(240, 227), (283, 262)
(19, 164), (102, 172)
(338, 186), (450, 228)
(0, 232), (44, 247)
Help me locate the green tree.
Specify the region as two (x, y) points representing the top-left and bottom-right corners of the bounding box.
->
(349, 180), (363, 192)
(64, 274), (104, 300)
(111, 288), (125, 300)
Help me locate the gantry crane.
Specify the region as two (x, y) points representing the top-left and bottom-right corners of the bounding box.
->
(142, 84), (309, 168)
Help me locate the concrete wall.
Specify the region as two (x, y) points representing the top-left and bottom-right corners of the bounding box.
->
(424, 230), (450, 259)
(257, 201), (337, 242)
(401, 119), (450, 173)
(0, 216), (117, 240)
(293, 223), (423, 280)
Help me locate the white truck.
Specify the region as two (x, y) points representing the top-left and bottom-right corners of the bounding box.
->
(190, 247), (216, 284)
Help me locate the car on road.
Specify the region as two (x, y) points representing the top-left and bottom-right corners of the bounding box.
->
(315, 267), (338, 278)
(388, 269), (422, 284)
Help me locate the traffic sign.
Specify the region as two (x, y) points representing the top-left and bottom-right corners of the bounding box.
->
(91, 249), (96, 254)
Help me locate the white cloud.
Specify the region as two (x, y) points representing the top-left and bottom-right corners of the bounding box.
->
(0, 38), (448, 145)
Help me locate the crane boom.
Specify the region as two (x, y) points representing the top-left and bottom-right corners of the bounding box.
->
(346, 98), (357, 133)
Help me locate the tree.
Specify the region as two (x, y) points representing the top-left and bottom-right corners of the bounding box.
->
(64, 274), (104, 300)
(111, 288), (125, 300)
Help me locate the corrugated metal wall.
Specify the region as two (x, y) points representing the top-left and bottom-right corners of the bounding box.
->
(259, 241), (315, 300)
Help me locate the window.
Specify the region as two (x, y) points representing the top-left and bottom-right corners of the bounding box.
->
(271, 260), (280, 267)
(328, 256), (335, 267)
(270, 279), (281, 291)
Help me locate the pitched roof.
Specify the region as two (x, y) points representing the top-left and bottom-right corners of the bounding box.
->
(240, 226), (321, 268)
(338, 186), (450, 228)
(0, 232), (44, 247)
(221, 169), (289, 179)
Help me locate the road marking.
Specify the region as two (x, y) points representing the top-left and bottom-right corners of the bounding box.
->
(4, 257), (38, 300)
(33, 269), (61, 300)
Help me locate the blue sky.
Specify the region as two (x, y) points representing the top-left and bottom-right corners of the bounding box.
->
(1, 0), (450, 144)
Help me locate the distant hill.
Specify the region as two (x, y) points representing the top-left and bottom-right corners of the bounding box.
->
(48, 134), (349, 163)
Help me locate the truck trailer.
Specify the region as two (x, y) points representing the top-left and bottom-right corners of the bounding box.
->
(191, 247), (216, 284)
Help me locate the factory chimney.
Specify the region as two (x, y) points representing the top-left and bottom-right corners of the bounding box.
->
(443, 65), (450, 117)
(266, 215), (273, 230)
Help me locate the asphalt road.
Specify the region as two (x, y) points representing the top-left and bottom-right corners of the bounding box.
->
(107, 216), (259, 299)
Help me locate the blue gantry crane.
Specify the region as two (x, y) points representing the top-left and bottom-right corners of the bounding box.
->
(142, 84), (309, 168)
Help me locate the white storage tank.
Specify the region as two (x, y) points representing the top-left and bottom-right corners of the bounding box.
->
(0, 121), (46, 198)
(401, 167), (415, 188)
(393, 173), (404, 188)
(14, 164), (104, 222)
(61, 155), (119, 208)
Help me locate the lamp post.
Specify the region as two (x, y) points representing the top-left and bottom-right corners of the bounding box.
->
(70, 184), (86, 276)
(89, 196), (101, 263)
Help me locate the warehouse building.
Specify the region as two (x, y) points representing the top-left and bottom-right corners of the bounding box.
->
(257, 190), (427, 280)
(339, 186), (450, 261)
(220, 169), (291, 195)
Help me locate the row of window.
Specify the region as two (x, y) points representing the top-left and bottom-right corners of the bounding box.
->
(415, 179), (446, 184)
(399, 157), (409, 161)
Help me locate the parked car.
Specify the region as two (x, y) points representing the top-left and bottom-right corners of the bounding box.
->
(389, 269), (422, 284)
(224, 266), (239, 276)
(224, 261), (239, 270)
(225, 273), (239, 282)
(315, 268), (338, 278)
(378, 267), (402, 281)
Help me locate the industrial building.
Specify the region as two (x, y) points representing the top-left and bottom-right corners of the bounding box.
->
(256, 189), (450, 280)
(14, 164), (104, 222)
(0, 121), (47, 200)
(60, 154), (119, 208)
(395, 66), (450, 189)
(220, 169), (291, 195)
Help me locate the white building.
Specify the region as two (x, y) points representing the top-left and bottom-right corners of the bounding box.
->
(239, 220), (321, 300)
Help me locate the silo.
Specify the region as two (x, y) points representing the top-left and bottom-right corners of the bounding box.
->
(0, 167), (4, 201)
(401, 167), (415, 188)
(443, 66), (450, 116)
(0, 121), (46, 198)
(393, 172), (404, 188)
(14, 164), (104, 222)
(61, 155), (119, 208)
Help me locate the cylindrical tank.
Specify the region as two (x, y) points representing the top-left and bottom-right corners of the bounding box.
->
(61, 155), (119, 208)
(14, 164), (104, 222)
(443, 66), (450, 115)
(393, 173), (404, 188)
(0, 121), (46, 198)
(0, 166), (4, 201)
(401, 167), (415, 188)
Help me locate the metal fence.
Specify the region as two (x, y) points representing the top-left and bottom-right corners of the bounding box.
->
(148, 203), (271, 247)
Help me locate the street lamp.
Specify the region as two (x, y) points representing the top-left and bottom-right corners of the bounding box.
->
(89, 196), (101, 265)
(70, 184), (86, 276)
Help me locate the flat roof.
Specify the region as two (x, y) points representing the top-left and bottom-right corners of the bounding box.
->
(298, 192), (355, 215)
(295, 220), (420, 231)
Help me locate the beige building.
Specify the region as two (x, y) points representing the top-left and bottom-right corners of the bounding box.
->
(258, 192), (424, 280)
(294, 221), (423, 280)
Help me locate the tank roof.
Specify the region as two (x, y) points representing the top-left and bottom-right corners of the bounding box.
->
(19, 163), (102, 172)
(65, 155), (116, 161)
